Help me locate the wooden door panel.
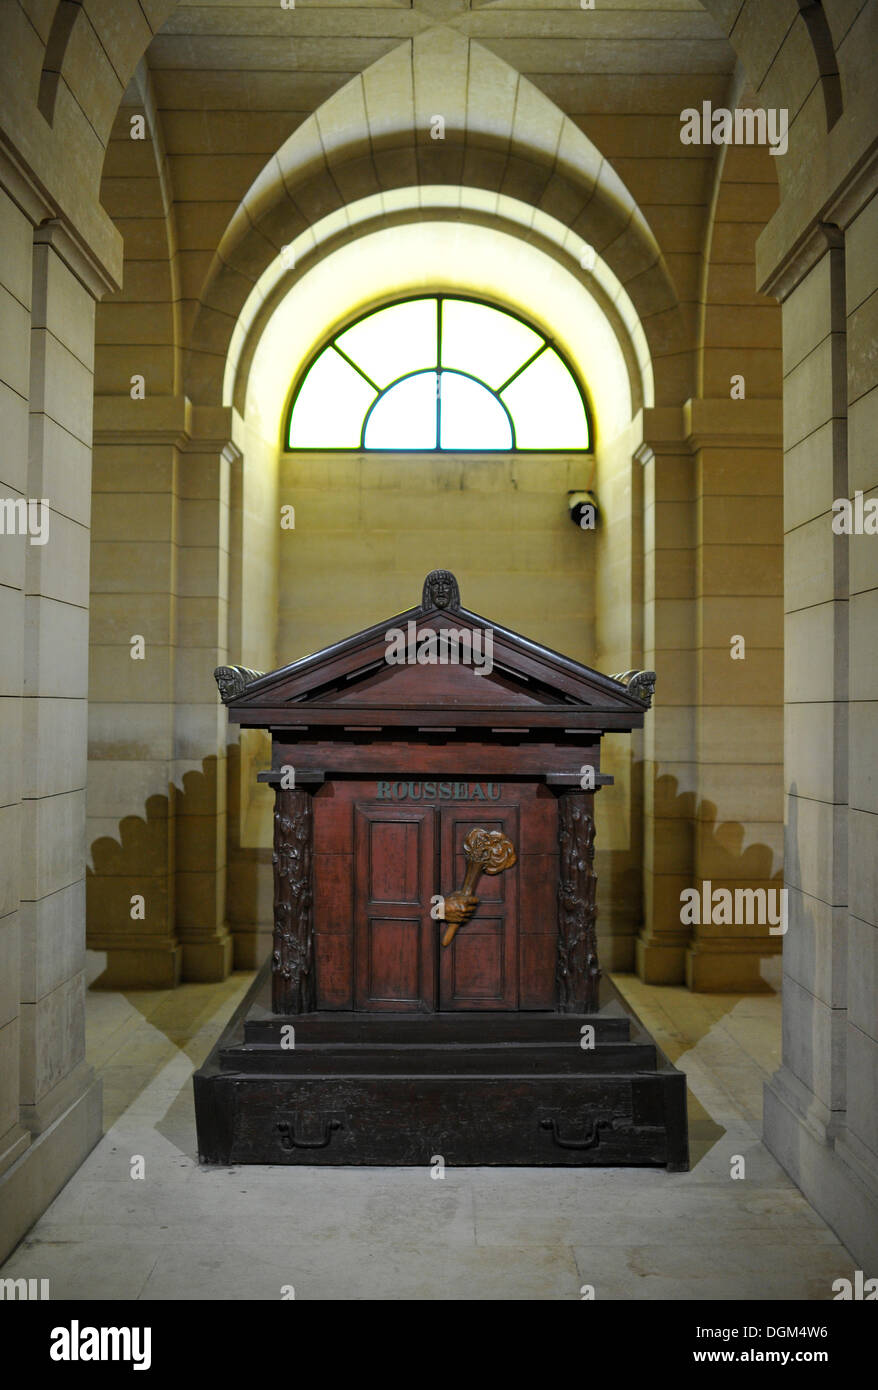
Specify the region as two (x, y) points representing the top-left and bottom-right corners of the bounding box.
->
(439, 805), (519, 1010)
(367, 819), (422, 903)
(347, 787), (556, 1012)
(450, 919), (505, 1001)
(365, 917), (422, 1002)
(354, 805), (436, 1011)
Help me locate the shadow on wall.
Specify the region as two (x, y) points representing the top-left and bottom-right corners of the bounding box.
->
(656, 767), (785, 885)
(86, 753), (272, 991)
(597, 767), (783, 984)
(604, 773), (786, 1164)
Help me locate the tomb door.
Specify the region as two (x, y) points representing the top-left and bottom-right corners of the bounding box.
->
(352, 798), (521, 1012)
(353, 804), (437, 1011)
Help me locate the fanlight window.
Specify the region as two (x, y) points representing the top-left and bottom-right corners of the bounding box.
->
(286, 296), (592, 452)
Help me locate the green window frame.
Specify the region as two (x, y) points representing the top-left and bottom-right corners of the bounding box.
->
(284, 295), (594, 453)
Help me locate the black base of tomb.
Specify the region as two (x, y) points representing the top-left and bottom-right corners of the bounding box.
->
(194, 961), (689, 1170)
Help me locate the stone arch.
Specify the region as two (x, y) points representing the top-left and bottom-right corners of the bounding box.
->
(245, 218), (640, 448)
(225, 193), (655, 425)
(700, 0), (844, 154)
(10, 2), (856, 298)
(185, 32), (687, 410)
(25, 3), (854, 418)
(37, 0), (83, 123)
(94, 60), (182, 400)
(795, 0), (843, 129)
(36, 4), (850, 169)
(697, 79), (782, 399)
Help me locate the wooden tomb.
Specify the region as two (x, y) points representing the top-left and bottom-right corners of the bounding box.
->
(194, 570), (688, 1168)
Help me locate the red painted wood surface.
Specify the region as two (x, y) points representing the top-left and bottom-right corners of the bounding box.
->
(313, 780), (559, 1011)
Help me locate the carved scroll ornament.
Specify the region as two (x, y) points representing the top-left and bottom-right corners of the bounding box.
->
(557, 792), (600, 1013)
(610, 668), (657, 708)
(272, 788), (315, 1014)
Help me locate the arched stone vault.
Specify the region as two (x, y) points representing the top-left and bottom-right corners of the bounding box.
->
(96, 60), (183, 399)
(14, 0), (854, 418)
(186, 31), (687, 409)
(245, 217), (638, 443)
(225, 194), (655, 424)
(28, 1), (848, 196)
(4, 0), (856, 299)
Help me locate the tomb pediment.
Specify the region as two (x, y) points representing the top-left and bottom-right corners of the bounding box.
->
(215, 570), (655, 733)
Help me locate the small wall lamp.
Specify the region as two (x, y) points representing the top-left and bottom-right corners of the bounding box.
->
(568, 489), (599, 530)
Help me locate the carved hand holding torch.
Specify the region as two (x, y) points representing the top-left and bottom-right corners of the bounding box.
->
(440, 827), (517, 947)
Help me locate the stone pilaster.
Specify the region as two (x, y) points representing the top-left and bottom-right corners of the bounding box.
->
(685, 397), (784, 991)
(634, 416), (697, 984)
(173, 419), (237, 982)
(761, 185), (878, 1272)
(0, 175), (35, 1186)
(87, 400), (237, 985)
(89, 397), (185, 988)
(0, 157), (111, 1260)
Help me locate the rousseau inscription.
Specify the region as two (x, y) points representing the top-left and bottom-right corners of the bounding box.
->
(376, 781), (501, 801)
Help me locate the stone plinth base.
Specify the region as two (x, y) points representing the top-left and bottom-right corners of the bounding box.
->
(635, 936), (687, 984)
(764, 1064), (878, 1275)
(88, 942), (182, 990)
(231, 927), (272, 971)
(181, 933), (233, 982)
(0, 1074), (102, 1264)
(686, 941), (781, 992)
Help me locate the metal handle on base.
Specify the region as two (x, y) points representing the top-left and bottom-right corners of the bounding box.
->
(539, 1116), (611, 1151)
(276, 1117), (342, 1150)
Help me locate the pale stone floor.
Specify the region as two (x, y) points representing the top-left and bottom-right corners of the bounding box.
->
(1, 963), (858, 1300)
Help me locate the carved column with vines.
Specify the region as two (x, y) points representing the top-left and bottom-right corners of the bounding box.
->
(556, 790), (600, 1013)
(272, 787), (316, 1014)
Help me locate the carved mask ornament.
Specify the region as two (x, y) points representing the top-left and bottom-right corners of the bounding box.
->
(421, 569), (461, 611)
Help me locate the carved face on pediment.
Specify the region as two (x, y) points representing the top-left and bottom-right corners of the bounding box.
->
(421, 569), (460, 611)
(214, 664), (265, 704)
